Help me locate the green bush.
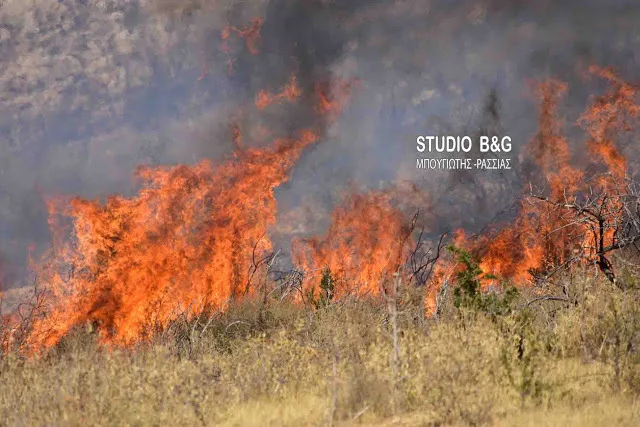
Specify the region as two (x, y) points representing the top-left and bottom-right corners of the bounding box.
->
(448, 245), (519, 318)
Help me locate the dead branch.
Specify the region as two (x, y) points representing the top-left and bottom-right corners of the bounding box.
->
(526, 173), (640, 289)
(409, 231), (449, 287)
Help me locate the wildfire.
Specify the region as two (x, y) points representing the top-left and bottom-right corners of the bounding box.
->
(425, 68), (639, 316)
(12, 9), (367, 351)
(13, 63), (639, 348)
(293, 190), (416, 299)
(4, 0), (638, 353)
(20, 65), (638, 346)
(29, 130), (318, 349)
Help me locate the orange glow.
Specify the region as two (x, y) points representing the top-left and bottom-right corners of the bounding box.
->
(256, 75), (301, 109)
(221, 18), (263, 55)
(293, 190), (415, 299)
(425, 68), (639, 316)
(28, 130), (318, 349)
(315, 79), (359, 120)
(579, 66), (639, 178)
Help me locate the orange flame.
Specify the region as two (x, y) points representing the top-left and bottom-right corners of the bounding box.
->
(221, 18), (263, 55)
(425, 68), (639, 316)
(256, 75), (301, 109)
(293, 189), (415, 299)
(579, 66), (640, 178)
(13, 57), (638, 348)
(29, 131), (318, 349)
(18, 33), (362, 350)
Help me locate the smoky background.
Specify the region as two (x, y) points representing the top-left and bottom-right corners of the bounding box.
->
(0, 0), (639, 287)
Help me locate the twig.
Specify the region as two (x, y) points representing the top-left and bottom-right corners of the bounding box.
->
(521, 295), (569, 309)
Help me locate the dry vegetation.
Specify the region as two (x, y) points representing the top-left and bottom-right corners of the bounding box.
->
(1, 267), (639, 426)
(1, 2), (639, 426)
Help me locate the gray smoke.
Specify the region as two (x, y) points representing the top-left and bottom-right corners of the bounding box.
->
(0, 0), (639, 287)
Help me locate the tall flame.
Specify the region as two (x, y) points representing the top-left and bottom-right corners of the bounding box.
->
(29, 131), (317, 348)
(425, 67), (639, 316)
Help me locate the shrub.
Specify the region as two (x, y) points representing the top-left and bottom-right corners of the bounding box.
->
(448, 245), (519, 318)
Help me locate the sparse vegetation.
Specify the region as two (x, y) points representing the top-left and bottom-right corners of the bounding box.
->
(1, 267), (639, 426)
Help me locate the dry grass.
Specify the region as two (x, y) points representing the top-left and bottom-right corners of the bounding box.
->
(0, 275), (639, 426)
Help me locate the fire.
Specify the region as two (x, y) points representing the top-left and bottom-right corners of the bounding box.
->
(256, 75), (301, 109)
(20, 39), (362, 349)
(579, 66), (640, 179)
(5, 2), (637, 351)
(220, 17), (264, 75)
(25, 64), (638, 345)
(14, 12), (363, 351)
(293, 189), (416, 299)
(28, 130), (318, 349)
(528, 79), (583, 196)
(425, 67), (639, 316)
(315, 79), (359, 120)
(221, 18), (263, 55)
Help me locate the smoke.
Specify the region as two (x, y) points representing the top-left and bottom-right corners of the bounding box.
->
(1, 0), (639, 287)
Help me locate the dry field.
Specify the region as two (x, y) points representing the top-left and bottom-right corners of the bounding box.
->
(1, 272), (639, 426)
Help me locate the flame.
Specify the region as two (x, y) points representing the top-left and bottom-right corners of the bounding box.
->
(256, 75), (301, 110)
(315, 79), (359, 120)
(579, 66), (640, 178)
(14, 12), (362, 349)
(28, 130), (318, 349)
(293, 189), (415, 299)
(8, 29), (637, 350)
(425, 68), (639, 316)
(220, 18), (264, 75)
(221, 18), (263, 55)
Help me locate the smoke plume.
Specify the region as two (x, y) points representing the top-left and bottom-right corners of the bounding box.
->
(0, 0), (639, 288)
